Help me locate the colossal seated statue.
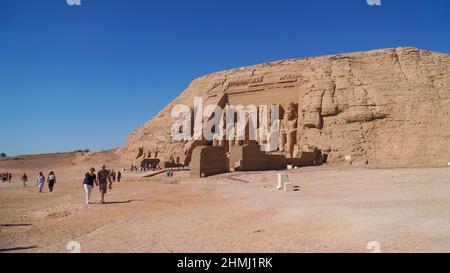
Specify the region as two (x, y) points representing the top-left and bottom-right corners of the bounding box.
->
(279, 102), (298, 158)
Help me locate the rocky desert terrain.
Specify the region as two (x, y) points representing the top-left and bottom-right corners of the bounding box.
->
(120, 47), (450, 167)
(2, 47), (450, 253)
(1, 151), (449, 253)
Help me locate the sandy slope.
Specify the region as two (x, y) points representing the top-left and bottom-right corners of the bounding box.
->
(0, 152), (449, 253)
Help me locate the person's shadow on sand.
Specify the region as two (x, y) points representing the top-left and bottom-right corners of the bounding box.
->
(0, 223), (32, 227)
(0, 245), (38, 252)
(99, 199), (144, 205)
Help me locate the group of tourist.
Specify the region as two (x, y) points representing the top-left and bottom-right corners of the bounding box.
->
(166, 169), (174, 177)
(106, 169), (121, 182)
(130, 164), (163, 172)
(34, 171), (57, 192)
(1, 163), (180, 208)
(0, 172), (12, 182)
(141, 163), (161, 172)
(2, 163), (180, 206)
(2, 165), (127, 205)
(83, 164), (116, 204)
(1, 171), (57, 191)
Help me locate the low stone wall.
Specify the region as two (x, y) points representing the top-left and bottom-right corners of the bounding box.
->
(230, 144), (287, 171)
(190, 146), (228, 177)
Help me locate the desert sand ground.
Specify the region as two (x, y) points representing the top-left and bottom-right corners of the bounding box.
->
(0, 151), (449, 253)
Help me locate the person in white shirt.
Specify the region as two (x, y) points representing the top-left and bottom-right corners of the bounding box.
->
(37, 172), (45, 193)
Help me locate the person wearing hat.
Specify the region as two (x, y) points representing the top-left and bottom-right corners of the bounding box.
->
(96, 164), (112, 204)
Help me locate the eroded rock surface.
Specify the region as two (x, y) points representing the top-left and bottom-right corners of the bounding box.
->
(119, 47), (450, 167)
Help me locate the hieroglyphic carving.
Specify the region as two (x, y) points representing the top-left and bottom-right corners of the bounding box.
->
(227, 76), (263, 88)
(279, 74), (300, 82)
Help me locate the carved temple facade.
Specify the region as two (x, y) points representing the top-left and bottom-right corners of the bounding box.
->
(120, 47), (450, 171)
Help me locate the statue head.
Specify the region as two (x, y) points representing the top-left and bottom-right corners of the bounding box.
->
(285, 102), (298, 120)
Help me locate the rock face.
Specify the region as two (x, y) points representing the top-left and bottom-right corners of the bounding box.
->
(119, 47), (450, 167)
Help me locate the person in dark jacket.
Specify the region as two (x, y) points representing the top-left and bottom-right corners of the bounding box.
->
(47, 171), (56, 192)
(83, 168), (96, 205)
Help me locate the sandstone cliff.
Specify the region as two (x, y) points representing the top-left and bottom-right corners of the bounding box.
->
(119, 47), (450, 167)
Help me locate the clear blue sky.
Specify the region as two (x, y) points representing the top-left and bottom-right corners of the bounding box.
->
(1, 0), (449, 156)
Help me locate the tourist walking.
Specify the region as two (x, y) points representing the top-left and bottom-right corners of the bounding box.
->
(117, 171), (121, 182)
(37, 172), (45, 193)
(112, 170), (116, 182)
(97, 164), (112, 204)
(47, 171), (56, 192)
(21, 173), (28, 187)
(83, 168), (96, 205)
